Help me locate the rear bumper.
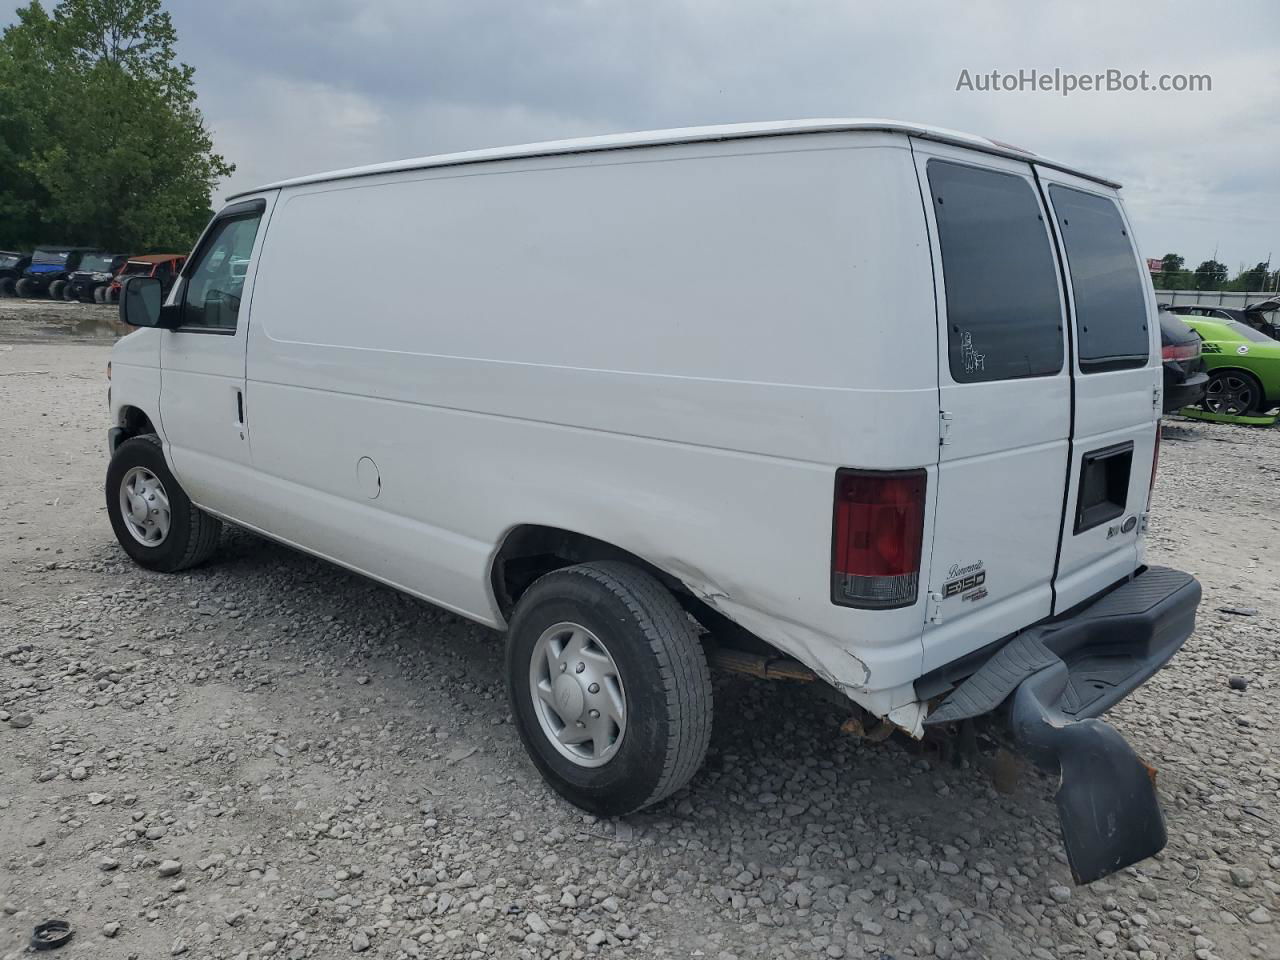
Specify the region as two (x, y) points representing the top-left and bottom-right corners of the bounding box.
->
(1163, 368), (1208, 414)
(922, 566), (1201, 883)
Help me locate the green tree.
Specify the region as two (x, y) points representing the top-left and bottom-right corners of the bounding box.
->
(1154, 252), (1189, 290)
(1229, 261), (1270, 292)
(1193, 259), (1228, 290)
(0, 0), (231, 251)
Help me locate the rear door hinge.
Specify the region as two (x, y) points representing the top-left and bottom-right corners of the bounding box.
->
(1152, 385), (1161, 409)
(927, 591), (945, 624)
(939, 410), (954, 446)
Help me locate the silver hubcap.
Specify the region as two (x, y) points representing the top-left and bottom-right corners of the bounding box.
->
(529, 622), (627, 768)
(118, 466), (171, 546)
(1206, 375), (1255, 416)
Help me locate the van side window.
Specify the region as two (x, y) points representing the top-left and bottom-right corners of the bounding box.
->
(181, 212), (263, 331)
(927, 160), (1064, 383)
(1048, 186), (1150, 372)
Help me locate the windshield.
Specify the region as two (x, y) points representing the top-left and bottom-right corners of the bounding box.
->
(77, 253), (117, 273)
(0, 254), (19, 269)
(32, 249), (71, 265)
(1229, 321), (1276, 343)
(121, 261), (153, 276)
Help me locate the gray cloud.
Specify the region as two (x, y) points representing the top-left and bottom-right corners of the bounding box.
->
(11, 0), (1278, 270)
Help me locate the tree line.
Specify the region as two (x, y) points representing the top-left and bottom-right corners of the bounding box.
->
(0, 0), (231, 253)
(1152, 253), (1277, 293)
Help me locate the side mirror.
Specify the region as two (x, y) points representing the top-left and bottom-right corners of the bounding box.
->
(120, 276), (177, 328)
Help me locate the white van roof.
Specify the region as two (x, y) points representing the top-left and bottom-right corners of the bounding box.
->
(228, 118), (1121, 199)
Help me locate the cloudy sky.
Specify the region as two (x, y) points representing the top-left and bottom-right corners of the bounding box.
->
(74, 1), (1280, 269)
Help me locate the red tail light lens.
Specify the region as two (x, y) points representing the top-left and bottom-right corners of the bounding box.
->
(1161, 342), (1200, 362)
(832, 468), (927, 609)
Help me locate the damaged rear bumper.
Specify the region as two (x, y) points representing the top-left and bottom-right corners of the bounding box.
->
(921, 566), (1201, 883)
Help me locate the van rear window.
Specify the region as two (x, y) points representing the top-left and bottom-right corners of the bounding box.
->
(927, 160), (1064, 383)
(1048, 186), (1151, 372)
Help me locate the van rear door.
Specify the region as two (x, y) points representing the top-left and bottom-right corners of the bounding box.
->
(910, 141), (1073, 673)
(1035, 168), (1160, 612)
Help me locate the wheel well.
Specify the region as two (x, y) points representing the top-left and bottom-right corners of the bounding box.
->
(118, 405), (156, 438)
(489, 525), (778, 655)
(489, 526), (678, 618)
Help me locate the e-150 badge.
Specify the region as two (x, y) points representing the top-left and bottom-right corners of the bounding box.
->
(943, 562), (986, 600)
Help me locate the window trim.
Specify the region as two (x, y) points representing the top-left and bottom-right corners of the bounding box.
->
(927, 158), (1067, 385)
(175, 199), (266, 334)
(1045, 183), (1151, 375)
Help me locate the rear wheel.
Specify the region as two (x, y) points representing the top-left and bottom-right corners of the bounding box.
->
(48, 280), (65, 300)
(1204, 371), (1263, 416)
(506, 562), (713, 815)
(105, 434), (222, 572)
(14, 278), (34, 298)
(63, 284), (78, 301)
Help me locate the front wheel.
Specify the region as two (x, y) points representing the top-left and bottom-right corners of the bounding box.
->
(506, 561), (713, 816)
(1204, 370), (1263, 416)
(48, 280), (65, 300)
(105, 434), (222, 572)
(63, 284), (78, 302)
(14, 278), (34, 298)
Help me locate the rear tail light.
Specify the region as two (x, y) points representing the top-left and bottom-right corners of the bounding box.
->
(1161, 342), (1200, 362)
(832, 468), (927, 609)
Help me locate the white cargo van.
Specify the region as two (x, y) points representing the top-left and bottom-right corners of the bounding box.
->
(107, 120), (1200, 883)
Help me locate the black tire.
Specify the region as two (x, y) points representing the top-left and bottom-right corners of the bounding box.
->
(92, 286), (105, 304)
(105, 434), (222, 572)
(48, 280), (65, 300)
(1204, 370), (1263, 416)
(14, 278), (34, 298)
(63, 284), (78, 302)
(506, 561), (713, 816)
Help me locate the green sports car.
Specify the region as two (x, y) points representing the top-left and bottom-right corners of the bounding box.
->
(1179, 316), (1280, 416)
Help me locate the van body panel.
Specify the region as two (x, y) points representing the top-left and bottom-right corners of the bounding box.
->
(1035, 166), (1159, 612)
(911, 141), (1071, 672)
(241, 133), (942, 711)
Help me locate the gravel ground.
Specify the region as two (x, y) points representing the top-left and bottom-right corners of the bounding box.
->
(1, 303), (1278, 960)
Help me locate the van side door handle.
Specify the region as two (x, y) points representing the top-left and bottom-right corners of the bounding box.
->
(235, 388), (245, 426)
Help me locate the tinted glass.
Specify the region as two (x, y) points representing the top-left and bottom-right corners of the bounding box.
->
(1048, 186), (1150, 371)
(78, 253), (116, 273)
(928, 161), (1064, 383)
(182, 214), (262, 330)
(1158, 310), (1197, 346)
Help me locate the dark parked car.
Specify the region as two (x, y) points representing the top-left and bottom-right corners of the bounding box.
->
(63, 252), (128, 302)
(14, 246), (98, 299)
(1169, 298), (1280, 342)
(1159, 309), (1208, 413)
(0, 250), (32, 297)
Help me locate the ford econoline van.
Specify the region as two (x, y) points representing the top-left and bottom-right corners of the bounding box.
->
(107, 120), (1200, 884)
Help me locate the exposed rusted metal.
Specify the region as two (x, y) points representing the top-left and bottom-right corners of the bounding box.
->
(711, 648), (817, 682)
